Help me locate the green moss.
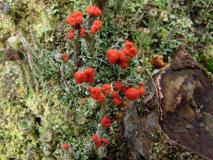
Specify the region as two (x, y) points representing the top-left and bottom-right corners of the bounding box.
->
(149, 133), (202, 160)
(206, 58), (213, 73)
(0, 61), (23, 102)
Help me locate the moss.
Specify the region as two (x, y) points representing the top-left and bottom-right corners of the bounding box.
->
(0, 61), (23, 102)
(0, 63), (98, 159)
(187, 0), (213, 26)
(0, 102), (39, 159)
(149, 133), (202, 160)
(0, 87), (73, 158)
(0, 62), (72, 158)
(0, 1), (39, 37)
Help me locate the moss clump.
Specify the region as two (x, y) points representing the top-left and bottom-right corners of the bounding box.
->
(149, 133), (203, 160)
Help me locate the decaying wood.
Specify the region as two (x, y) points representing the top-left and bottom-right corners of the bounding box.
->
(124, 46), (212, 160)
(155, 46), (213, 160)
(150, 55), (167, 69)
(124, 73), (160, 160)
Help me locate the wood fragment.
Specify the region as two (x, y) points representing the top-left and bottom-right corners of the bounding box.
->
(155, 46), (213, 160)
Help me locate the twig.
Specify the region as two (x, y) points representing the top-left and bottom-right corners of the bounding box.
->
(16, 32), (40, 92)
(145, 69), (160, 108)
(60, 64), (72, 93)
(73, 40), (82, 67)
(85, 37), (94, 57)
(29, 25), (40, 48)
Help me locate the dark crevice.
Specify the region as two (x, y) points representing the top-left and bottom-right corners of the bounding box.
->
(35, 117), (41, 125)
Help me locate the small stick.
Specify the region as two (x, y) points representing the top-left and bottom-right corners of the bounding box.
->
(60, 64), (72, 93)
